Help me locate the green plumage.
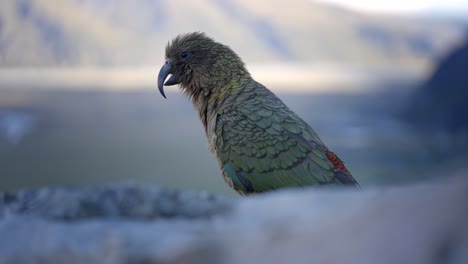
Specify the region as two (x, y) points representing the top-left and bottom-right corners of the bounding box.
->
(157, 32), (359, 195)
(214, 80), (340, 194)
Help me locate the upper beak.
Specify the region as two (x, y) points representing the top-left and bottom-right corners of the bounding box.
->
(157, 59), (180, 99)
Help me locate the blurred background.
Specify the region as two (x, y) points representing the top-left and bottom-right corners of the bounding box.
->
(0, 0), (467, 196)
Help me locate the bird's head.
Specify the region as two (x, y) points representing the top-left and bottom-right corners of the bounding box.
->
(157, 32), (249, 99)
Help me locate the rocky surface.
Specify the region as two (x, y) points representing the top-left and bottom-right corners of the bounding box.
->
(1, 178), (468, 264)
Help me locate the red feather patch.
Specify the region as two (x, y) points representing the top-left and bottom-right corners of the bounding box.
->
(324, 148), (359, 186)
(325, 149), (351, 174)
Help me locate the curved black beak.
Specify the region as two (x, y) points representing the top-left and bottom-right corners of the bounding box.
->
(157, 59), (179, 99)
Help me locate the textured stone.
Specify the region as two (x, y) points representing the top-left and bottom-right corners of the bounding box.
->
(0, 178), (467, 264)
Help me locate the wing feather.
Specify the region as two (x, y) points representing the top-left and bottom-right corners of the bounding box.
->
(215, 86), (348, 193)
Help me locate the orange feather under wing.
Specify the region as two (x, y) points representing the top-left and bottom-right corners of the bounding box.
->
(324, 148), (360, 186)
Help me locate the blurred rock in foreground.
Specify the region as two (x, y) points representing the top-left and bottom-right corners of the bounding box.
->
(1, 178), (468, 264)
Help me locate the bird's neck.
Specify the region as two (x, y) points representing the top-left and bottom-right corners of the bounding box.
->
(193, 75), (249, 122)
(190, 74), (253, 152)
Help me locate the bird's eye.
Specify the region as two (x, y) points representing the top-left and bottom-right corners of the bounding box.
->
(180, 52), (189, 59)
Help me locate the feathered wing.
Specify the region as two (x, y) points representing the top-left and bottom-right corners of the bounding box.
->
(215, 82), (358, 194)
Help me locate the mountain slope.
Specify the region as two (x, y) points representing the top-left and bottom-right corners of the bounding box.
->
(0, 0), (465, 67)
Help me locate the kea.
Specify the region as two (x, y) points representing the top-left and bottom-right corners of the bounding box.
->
(157, 32), (359, 195)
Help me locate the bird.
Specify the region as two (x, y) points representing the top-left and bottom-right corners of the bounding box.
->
(157, 32), (359, 195)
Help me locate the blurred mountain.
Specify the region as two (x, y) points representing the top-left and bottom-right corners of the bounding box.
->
(0, 0), (466, 67)
(407, 41), (468, 138)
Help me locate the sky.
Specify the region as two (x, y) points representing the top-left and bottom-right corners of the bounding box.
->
(315, 0), (468, 14)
